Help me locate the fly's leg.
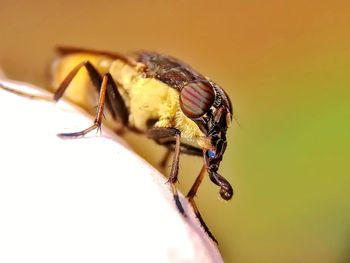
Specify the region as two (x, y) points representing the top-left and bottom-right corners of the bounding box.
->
(147, 128), (185, 215)
(103, 73), (128, 126)
(159, 143), (202, 171)
(54, 60), (129, 126)
(53, 60), (101, 101)
(57, 73), (108, 138)
(57, 72), (128, 138)
(0, 60), (129, 131)
(167, 142), (203, 156)
(187, 165), (218, 244)
(0, 61), (101, 103)
(160, 141), (218, 243)
(50, 59), (129, 137)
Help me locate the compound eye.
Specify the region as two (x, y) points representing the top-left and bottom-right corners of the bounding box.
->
(180, 81), (215, 119)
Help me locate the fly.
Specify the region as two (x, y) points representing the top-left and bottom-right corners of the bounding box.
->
(1, 47), (234, 243)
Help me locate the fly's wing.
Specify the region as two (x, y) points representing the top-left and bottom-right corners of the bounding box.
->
(56, 46), (137, 66)
(136, 52), (207, 91)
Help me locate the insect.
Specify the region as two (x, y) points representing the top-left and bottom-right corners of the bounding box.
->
(1, 47), (234, 243)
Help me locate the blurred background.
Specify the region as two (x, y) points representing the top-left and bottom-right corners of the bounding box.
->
(1, 1), (349, 262)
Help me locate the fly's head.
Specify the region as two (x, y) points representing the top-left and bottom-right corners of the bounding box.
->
(179, 80), (233, 200)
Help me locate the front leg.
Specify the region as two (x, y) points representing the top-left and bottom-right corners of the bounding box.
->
(187, 165), (218, 243)
(149, 129), (219, 243)
(147, 127), (185, 215)
(158, 142), (203, 172)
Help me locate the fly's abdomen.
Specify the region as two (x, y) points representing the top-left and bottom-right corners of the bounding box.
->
(50, 53), (114, 113)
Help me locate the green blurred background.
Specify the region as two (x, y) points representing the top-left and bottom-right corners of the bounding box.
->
(1, 1), (349, 262)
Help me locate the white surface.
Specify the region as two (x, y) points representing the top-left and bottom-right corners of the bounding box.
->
(0, 79), (223, 263)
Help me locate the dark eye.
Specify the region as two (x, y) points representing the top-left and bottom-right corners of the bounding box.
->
(180, 81), (215, 119)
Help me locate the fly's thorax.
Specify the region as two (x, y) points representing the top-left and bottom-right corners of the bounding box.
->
(109, 60), (138, 95)
(110, 59), (174, 131)
(110, 59), (204, 140)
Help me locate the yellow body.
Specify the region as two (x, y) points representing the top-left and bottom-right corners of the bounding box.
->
(51, 53), (205, 142)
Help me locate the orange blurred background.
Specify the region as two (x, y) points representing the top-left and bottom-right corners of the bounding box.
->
(1, 1), (349, 262)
